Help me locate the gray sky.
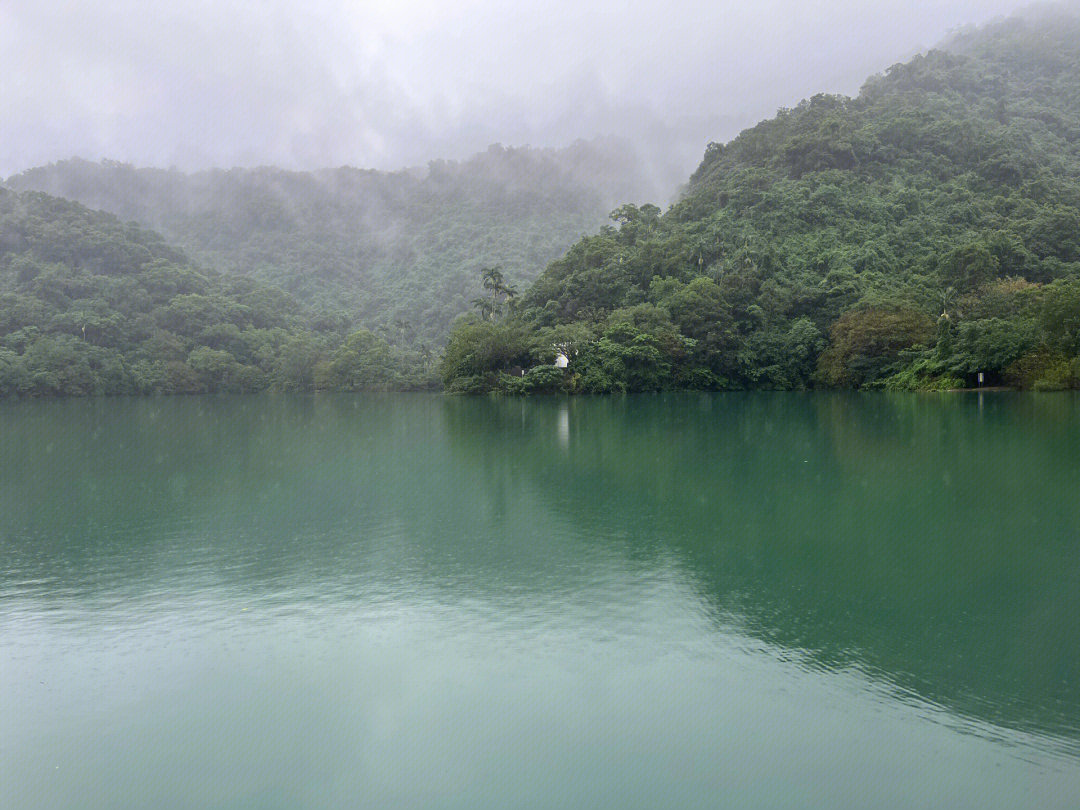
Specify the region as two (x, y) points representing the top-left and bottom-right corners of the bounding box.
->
(0, 0), (1030, 183)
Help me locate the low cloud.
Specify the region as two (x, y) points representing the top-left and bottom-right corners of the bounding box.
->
(1, 0), (1033, 187)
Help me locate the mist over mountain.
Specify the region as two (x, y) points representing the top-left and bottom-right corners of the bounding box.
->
(6, 1), (1080, 398)
(1, 0), (1028, 186)
(0, 188), (436, 397)
(441, 8), (1080, 394)
(6, 138), (655, 346)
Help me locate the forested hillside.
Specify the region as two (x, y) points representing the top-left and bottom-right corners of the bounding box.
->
(0, 190), (433, 396)
(442, 11), (1080, 393)
(6, 139), (659, 349)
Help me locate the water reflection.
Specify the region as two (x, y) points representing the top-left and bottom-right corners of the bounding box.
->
(557, 400), (570, 449)
(2, 392), (1079, 753)
(440, 392), (1080, 745)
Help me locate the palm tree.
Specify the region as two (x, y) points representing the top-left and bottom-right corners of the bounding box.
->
(504, 285), (519, 314)
(940, 286), (956, 319)
(477, 266), (514, 320)
(472, 297), (495, 321)
(419, 343), (433, 371)
(481, 266), (505, 300)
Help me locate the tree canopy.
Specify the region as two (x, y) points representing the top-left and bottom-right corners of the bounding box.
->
(0, 190), (434, 396)
(6, 139), (659, 352)
(442, 11), (1080, 393)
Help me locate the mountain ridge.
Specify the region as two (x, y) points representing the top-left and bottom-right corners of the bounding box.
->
(5, 138), (667, 349)
(440, 9), (1080, 393)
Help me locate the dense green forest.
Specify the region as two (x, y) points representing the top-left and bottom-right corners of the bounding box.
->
(441, 12), (1080, 394)
(0, 190), (434, 396)
(7, 12), (1080, 398)
(6, 139), (659, 350)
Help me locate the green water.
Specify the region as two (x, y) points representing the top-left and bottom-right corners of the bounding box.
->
(2, 392), (1079, 809)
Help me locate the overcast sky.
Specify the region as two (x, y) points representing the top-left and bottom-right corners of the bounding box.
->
(0, 0), (1036, 183)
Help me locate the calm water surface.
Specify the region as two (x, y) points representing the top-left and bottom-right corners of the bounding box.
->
(2, 392), (1079, 809)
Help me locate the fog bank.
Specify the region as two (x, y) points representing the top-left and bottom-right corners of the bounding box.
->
(0, 0), (1039, 188)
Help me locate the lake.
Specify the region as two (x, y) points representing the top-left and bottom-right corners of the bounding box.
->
(2, 392), (1079, 809)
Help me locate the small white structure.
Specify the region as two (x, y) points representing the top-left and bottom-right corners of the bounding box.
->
(554, 352), (569, 369)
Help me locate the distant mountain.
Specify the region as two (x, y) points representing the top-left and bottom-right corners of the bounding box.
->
(6, 138), (665, 348)
(441, 10), (1080, 393)
(0, 189), (432, 397)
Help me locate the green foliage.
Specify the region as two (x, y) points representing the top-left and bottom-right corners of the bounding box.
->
(940, 243), (999, 291)
(442, 11), (1080, 394)
(574, 321), (672, 393)
(521, 365), (566, 393)
(8, 140), (659, 350)
(1006, 347), (1078, 390)
(817, 309), (935, 387)
(495, 365), (566, 395)
(439, 316), (535, 392)
(949, 317), (1038, 376)
(1039, 278), (1080, 355)
(313, 329), (424, 391)
(876, 356), (965, 391)
(0, 190), (435, 397)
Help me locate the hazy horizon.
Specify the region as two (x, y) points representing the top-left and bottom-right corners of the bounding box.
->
(0, 0), (1053, 188)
